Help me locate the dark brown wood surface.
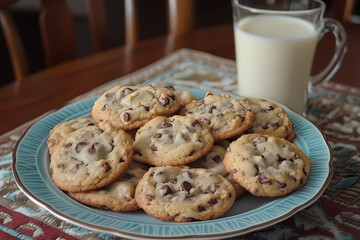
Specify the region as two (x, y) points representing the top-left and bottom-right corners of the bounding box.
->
(0, 22), (359, 135)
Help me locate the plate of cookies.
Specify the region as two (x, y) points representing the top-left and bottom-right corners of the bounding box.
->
(13, 84), (332, 239)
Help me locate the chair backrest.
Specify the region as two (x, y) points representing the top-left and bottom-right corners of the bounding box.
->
(0, 0), (195, 84)
(0, 0), (29, 82)
(40, 0), (77, 67)
(330, 0), (356, 22)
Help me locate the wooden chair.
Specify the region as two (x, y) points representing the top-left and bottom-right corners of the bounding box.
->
(0, 0), (195, 84)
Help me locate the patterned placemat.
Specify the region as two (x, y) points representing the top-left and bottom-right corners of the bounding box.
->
(0, 48), (359, 239)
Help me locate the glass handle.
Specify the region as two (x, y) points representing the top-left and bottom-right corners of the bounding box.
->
(310, 18), (347, 88)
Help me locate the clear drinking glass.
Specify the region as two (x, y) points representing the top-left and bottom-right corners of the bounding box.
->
(232, 0), (347, 115)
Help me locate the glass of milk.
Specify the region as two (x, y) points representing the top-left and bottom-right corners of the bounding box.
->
(232, 0), (346, 115)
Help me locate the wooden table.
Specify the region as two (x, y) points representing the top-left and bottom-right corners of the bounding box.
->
(0, 22), (359, 136)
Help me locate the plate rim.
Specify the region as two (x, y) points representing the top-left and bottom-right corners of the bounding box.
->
(12, 90), (333, 240)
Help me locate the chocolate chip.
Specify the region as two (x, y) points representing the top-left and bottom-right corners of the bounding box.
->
(188, 150), (195, 156)
(182, 134), (188, 141)
(109, 140), (115, 151)
(123, 112), (130, 122)
(201, 118), (211, 125)
(205, 184), (218, 194)
(73, 165), (80, 173)
(125, 196), (132, 202)
(161, 185), (173, 196)
(151, 144), (158, 151)
(122, 173), (133, 179)
(167, 178), (177, 184)
(105, 92), (113, 99)
(75, 142), (88, 153)
(254, 164), (259, 173)
(191, 120), (200, 127)
(181, 181), (192, 193)
(169, 94), (176, 101)
(182, 171), (193, 179)
(142, 105), (150, 111)
(153, 133), (162, 138)
(271, 122), (280, 129)
(262, 124), (269, 130)
(294, 154), (301, 160)
(208, 105), (216, 113)
(198, 100), (205, 106)
(198, 205), (205, 212)
(212, 155), (220, 163)
(64, 143), (72, 149)
(146, 194), (153, 202)
(253, 136), (267, 146)
(119, 158), (125, 163)
(94, 128), (104, 135)
(245, 106), (253, 112)
(232, 168), (238, 174)
(303, 168), (307, 176)
(262, 106), (274, 113)
(277, 154), (286, 162)
(258, 173), (270, 184)
(155, 171), (164, 176)
(103, 162), (111, 172)
(161, 122), (172, 128)
(216, 113), (224, 117)
(57, 163), (64, 169)
(276, 181), (287, 188)
(290, 174), (297, 182)
(209, 199), (218, 205)
(101, 105), (107, 111)
(88, 143), (97, 155)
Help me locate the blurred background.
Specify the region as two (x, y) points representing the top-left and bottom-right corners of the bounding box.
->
(1, 0), (359, 87)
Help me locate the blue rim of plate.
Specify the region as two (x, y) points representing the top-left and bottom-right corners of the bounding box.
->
(12, 88), (333, 239)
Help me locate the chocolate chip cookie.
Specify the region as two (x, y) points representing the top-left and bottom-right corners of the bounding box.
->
(181, 91), (255, 141)
(92, 85), (181, 130)
(135, 166), (235, 222)
(223, 134), (310, 197)
(50, 121), (133, 192)
(68, 161), (148, 211)
(244, 98), (294, 140)
(132, 115), (214, 166)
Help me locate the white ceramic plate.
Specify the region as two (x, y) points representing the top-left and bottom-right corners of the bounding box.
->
(13, 88), (332, 239)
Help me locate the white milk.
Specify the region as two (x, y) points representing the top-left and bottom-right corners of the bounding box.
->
(234, 15), (318, 114)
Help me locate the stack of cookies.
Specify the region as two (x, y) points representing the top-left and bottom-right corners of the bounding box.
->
(48, 84), (310, 222)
